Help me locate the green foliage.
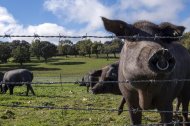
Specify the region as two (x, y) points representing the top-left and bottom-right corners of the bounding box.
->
(182, 32), (190, 52)
(57, 40), (74, 57)
(31, 39), (42, 59)
(31, 40), (57, 63)
(11, 40), (31, 66)
(0, 42), (12, 63)
(110, 39), (124, 55)
(12, 46), (30, 66)
(76, 39), (93, 57)
(91, 41), (103, 58)
(41, 41), (57, 63)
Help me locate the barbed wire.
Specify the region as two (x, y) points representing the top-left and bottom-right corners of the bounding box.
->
(1, 77), (190, 125)
(0, 34), (183, 40)
(0, 104), (189, 126)
(0, 103), (189, 114)
(1, 78), (190, 85)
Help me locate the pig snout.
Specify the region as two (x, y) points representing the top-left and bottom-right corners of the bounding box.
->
(148, 48), (176, 73)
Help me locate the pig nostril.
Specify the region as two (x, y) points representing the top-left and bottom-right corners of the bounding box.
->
(148, 49), (176, 73)
(156, 60), (169, 71)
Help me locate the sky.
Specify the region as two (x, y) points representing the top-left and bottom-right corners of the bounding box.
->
(0, 0), (190, 44)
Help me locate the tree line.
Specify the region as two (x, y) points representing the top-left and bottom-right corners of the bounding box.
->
(1, 31), (189, 66)
(0, 38), (123, 65)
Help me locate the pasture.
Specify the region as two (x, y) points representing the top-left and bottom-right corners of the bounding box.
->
(0, 56), (168, 126)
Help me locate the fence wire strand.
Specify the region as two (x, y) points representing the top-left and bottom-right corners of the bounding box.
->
(0, 104), (189, 126)
(0, 34), (183, 40)
(1, 78), (190, 85)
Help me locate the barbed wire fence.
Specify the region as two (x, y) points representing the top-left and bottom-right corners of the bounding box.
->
(0, 34), (189, 125)
(1, 78), (190, 125)
(0, 33), (184, 40)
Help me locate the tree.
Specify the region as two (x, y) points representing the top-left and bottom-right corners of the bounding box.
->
(70, 44), (78, 57)
(11, 40), (31, 66)
(0, 42), (12, 63)
(12, 45), (30, 66)
(91, 41), (103, 58)
(57, 40), (73, 57)
(182, 32), (190, 52)
(110, 39), (124, 58)
(103, 41), (112, 60)
(76, 39), (93, 57)
(30, 39), (42, 60)
(40, 41), (57, 63)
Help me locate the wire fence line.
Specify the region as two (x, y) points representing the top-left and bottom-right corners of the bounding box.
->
(1, 78), (190, 126)
(1, 78), (190, 85)
(0, 104), (189, 126)
(0, 34), (184, 40)
(0, 103), (189, 115)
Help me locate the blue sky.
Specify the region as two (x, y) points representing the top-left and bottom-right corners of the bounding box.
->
(0, 0), (190, 43)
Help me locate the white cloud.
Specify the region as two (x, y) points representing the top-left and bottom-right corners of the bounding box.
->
(117, 0), (184, 23)
(0, 6), (16, 24)
(0, 6), (75, 44)
(44, 0), (113, 32)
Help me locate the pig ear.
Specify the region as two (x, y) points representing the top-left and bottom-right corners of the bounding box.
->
(101, 17), (129, 36)
(160, 23), (186, 36)
(176, 26), (185, 35)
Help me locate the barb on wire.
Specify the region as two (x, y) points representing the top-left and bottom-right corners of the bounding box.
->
(82, 33), (88, 39)
(3, 34), (11, 39)
(33, 33), (40, 40)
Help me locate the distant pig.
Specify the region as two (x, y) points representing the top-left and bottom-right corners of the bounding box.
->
(77, 69), (102, 92)
(0, 72), (4, 93)
(90, 62), (127, 115)
(2, 69), (35, 95)
(91, 62), (120, 95)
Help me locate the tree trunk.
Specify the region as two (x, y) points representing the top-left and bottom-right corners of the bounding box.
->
(113, 53), (116, 58)
(45, 58), (47, 63)
(106, 53), (109, 61)
(20, 62), (23, 66)
(96, 53), (99, 58)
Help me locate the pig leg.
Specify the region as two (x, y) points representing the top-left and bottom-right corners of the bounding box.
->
(181, 99), (189, 126)
(126, 94), (142, 125)
(118, 97), (126, 115)
(173, 97), (181, 120)
(175, 98), (181, 112)
(9, 86), (14, 95)
(86, 85), (89, 92)
(158, 103), (173, 126)
(26, 84), (35, 96)
(127, 104), (142, 125)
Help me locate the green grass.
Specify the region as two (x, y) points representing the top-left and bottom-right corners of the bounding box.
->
(0, 56), (176, 125)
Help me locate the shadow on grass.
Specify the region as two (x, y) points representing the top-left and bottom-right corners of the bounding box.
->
(51, 61), (86, 65)
(30, 58), (65, 63)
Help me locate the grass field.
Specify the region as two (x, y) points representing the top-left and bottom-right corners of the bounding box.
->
(0, 56), (173, 126)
